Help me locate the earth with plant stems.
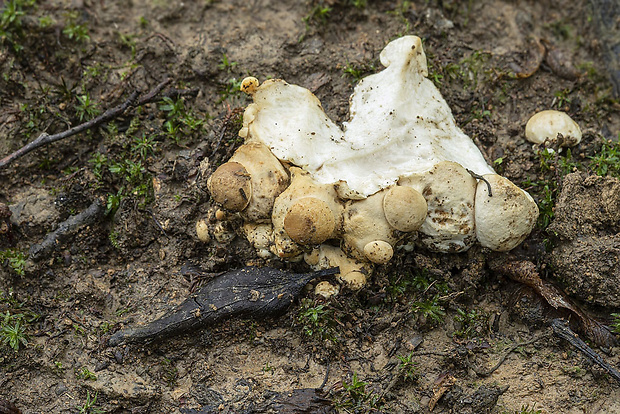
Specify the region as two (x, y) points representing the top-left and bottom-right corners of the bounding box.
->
(1, 0), (620, 413)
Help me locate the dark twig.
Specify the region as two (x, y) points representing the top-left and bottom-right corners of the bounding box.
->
(318, 363), (330, 391)
(473, 330), (551, 377)
(0, 78), (177, 169)
(552, 318), (620, 385)
(29, 197), (105, 262)
(466, 169), (493, 196)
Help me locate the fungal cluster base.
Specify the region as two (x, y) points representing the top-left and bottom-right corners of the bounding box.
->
(204, 36), (539, 294)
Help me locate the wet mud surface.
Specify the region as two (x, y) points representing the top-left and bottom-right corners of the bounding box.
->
(1, 0), (620, 413)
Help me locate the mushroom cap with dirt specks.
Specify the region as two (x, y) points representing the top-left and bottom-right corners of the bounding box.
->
(207, 162), (251, 212)
(525, 109), (582, 146)
(474, 174), (539, 251)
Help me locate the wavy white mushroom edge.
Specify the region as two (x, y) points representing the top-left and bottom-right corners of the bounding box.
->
(206, 35), (539, 290)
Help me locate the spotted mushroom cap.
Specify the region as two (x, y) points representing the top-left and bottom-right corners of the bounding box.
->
(474, 174), (539, 251)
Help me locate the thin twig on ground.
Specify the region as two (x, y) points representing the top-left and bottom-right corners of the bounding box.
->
(552, 318), (620, 385)
(0, 78), (198, 170)
(472, 330), (552, 377)
(29, 197), (106, 262)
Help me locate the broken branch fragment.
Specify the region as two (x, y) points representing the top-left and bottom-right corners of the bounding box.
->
(109, 266), (339, 346)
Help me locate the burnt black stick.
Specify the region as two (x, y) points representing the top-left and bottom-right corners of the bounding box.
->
(109, 266), (339, 346)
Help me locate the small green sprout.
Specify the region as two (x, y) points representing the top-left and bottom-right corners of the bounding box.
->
(75, 367), (97, 381)
(0, 249), (27, 276)
(63, 12), (90, 43)
(218, 53), (238, 72)
(75, 94), (100, 122)
(297, 298), (337, 343)
(412, 296), (446, 324)
(396, 352), (418, 382)
(302, 4), (331, 26)
(1, 311), (28, 351)
(336, 372), (382, 409)
(590, 139), (620, 178)
(453, 308), (486, 339)
(77, 390), (104, 414)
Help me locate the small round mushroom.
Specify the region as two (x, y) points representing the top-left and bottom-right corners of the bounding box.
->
(207, 162), (251, 212)
(304, 244), (372, 290)
(240, 76), (259, 95)
(271, 167), (343, 258)
(383, 185), (427, 232)
(284, 198), (337, 245)
(525, 110), (582, 147)
(206, 142), (289, 222)
(195, 219), (211, 243)
(474, 174), (539, 251)
(315, 281), (340, 299)
(363, 240), (394, 264)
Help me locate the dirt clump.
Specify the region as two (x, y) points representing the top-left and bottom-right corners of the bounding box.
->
(549, 173), (620, 307)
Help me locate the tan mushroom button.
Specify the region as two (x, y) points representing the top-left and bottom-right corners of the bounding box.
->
(363, 240), (394, 264)
(207, 161), (251, 211)
(525, 110), (582, 147)
(284, 197), (336, 245)
(383, 185), (427, 232)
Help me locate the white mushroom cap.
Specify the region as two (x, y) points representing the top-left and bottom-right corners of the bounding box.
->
(401, 161), (477, 253)
(474, 174), (539, 251)
(525, 110), (582, 147)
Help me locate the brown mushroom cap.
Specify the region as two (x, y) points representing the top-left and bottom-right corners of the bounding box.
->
(383, 186), (427, 232)
(207, 161), (252, 211)
(283, 197), (336, 245)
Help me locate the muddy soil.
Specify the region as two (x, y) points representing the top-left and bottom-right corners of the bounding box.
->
(1, 0), (620, 413)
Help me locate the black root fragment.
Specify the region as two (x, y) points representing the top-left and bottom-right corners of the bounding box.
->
(109, 266), (339, 346)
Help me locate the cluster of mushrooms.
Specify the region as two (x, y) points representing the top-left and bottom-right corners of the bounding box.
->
(200, 36), (578, 295)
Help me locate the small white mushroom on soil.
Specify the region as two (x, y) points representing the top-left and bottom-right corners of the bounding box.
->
(314, 281), (340, 299)
(305, 245), (371, 290)
(195, 219), (211, 243)
(525, 110), (582, 147)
